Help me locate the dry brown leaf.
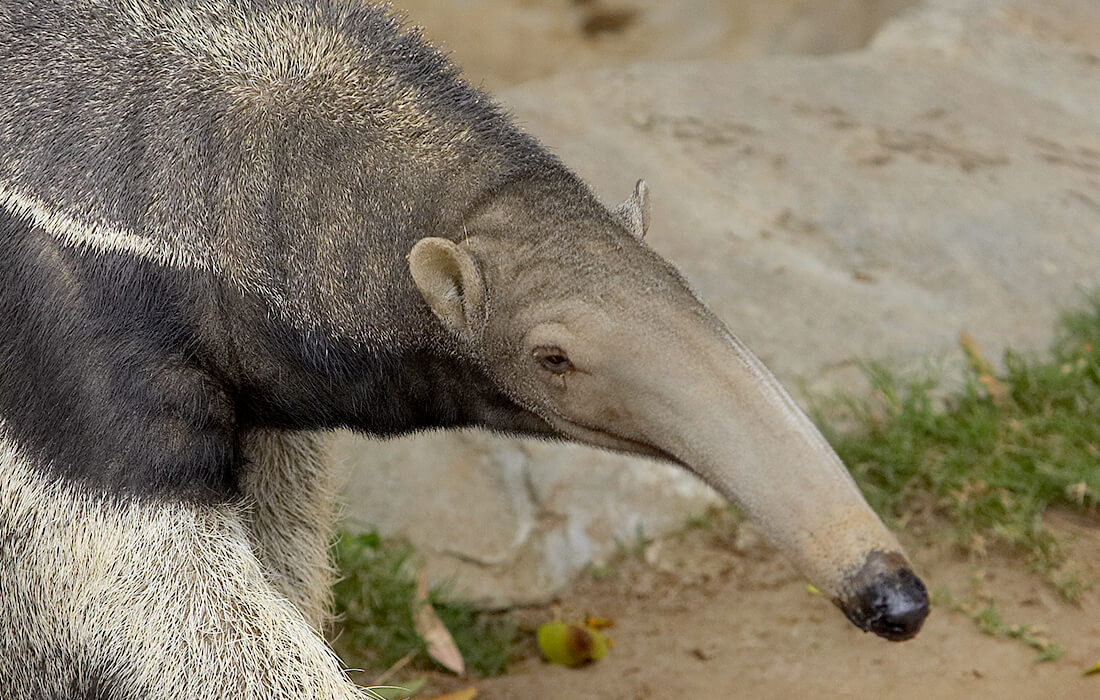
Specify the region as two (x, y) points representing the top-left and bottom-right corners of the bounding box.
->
(414, 569), (466, 676)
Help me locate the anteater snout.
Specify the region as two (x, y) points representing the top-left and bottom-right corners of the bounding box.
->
(837, 551), (930, 642)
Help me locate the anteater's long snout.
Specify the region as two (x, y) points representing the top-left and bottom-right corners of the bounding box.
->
(837, 551), (930, 641)
(594, 311), (931, 640)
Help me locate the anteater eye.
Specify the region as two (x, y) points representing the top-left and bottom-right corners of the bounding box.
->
(533, 346), (574, 374)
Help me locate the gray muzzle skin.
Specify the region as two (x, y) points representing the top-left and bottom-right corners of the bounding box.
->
(836, 551), (930, 641)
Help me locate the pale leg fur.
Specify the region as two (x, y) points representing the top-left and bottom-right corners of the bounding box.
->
(0, 435), (368, 700)
(239, 429), (338, 631)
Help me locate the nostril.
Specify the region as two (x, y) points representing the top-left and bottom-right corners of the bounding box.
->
(873, 568), (930, 640)
(838, 552), (930, 642)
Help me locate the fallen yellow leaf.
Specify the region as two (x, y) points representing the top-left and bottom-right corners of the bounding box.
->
(421, 688), (477, 700)
(1085, 659), (1100, 676)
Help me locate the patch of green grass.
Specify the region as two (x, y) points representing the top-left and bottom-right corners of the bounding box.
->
(330, 531), (518, 678)
(933, 587), (1064, 662)
(434, 594), (517, 677)
(971, 603), (1065, 662)
(813, 292), (1100, 600)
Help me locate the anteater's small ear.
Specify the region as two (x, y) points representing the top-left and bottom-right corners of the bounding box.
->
(612, 179), (651, 239)
(408, 237), (487, 336)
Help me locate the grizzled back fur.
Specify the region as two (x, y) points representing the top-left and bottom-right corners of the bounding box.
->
(0, 0), (580, 501)
(0, 1), (588, 697)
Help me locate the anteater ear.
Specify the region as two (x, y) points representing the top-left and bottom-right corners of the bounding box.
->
(408, 237), (487, 336)
(612, 179), (651, 239)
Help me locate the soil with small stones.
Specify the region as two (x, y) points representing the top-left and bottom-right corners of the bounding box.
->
(367, 513), (1100, 699)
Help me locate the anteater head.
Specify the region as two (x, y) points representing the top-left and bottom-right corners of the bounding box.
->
(408, 177), (928, 641)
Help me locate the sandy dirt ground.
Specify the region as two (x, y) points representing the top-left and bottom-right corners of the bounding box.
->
(347, 3), (1100, 698)
(374, 513), (1100, 700)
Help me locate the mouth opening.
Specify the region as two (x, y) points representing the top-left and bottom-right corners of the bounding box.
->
(541, 410), (683, 466)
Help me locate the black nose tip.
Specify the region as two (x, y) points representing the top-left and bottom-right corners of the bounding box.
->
(840, 552), (930, 641)
(857, 568), (929, 641)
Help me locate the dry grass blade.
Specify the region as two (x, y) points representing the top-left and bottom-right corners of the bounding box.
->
(371, 649), (417, 687)
(959, 331), (1010, 406)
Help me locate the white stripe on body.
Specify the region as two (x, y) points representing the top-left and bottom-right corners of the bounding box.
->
(0, 181), (210, 271)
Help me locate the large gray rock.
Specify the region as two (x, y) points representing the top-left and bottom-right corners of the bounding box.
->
(393, 0), (920, 89)
(335, 433), (718, 606)
(872, 0), (1100, 120)
(336, 0), (1100, 606)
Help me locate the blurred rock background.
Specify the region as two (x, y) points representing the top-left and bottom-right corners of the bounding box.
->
(334, 0), (1100, 606)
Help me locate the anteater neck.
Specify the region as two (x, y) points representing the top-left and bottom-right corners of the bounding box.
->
(1, 206), (548, 502)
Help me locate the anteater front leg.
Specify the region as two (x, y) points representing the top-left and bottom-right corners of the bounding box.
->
(239, 428), (339, 630)
(0, 451), (368, 700)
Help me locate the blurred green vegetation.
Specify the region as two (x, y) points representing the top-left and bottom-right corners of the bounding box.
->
(330, 531), (517, 678)
(814, 291), (1100, 600)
